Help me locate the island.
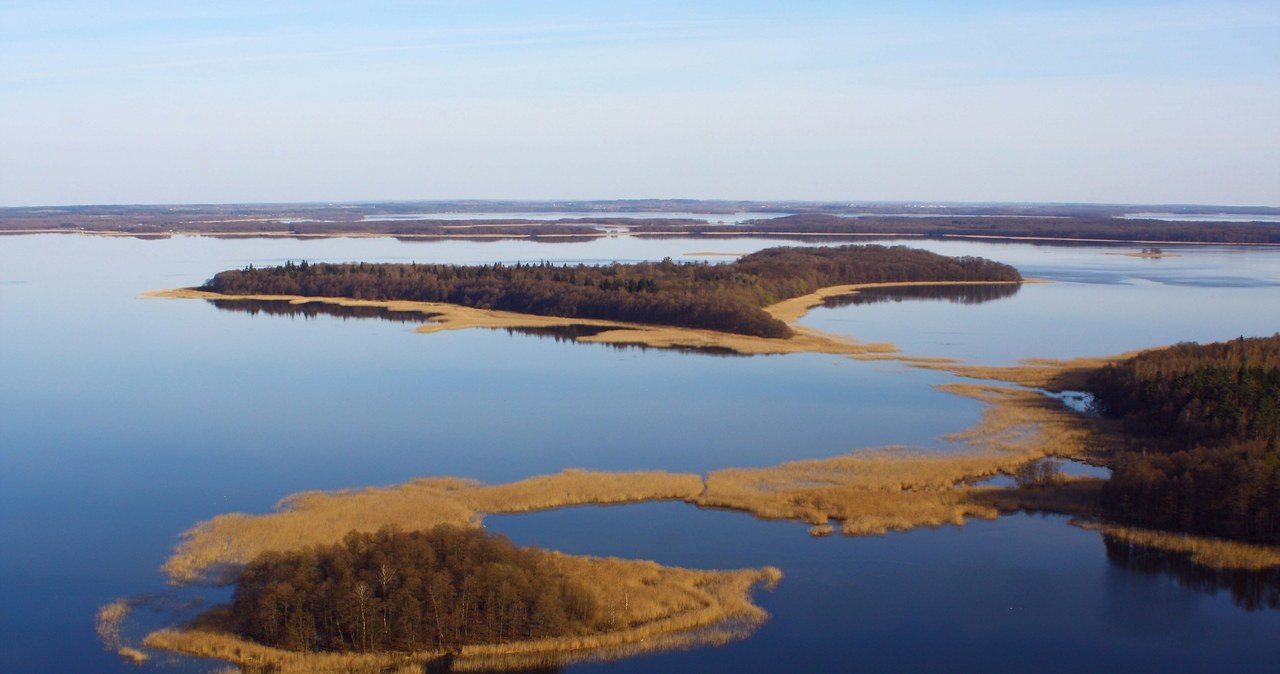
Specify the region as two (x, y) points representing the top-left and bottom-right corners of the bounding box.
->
(195, 244), (1022, 339)
(145, 523), (780, 673)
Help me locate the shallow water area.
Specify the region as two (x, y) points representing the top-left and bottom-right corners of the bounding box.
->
(2, 232), (1280, 672)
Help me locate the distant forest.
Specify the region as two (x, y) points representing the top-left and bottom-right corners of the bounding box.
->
(230, 526), (596, 652)
(720, 214), (1280, 245)
(5, 201), (1279, 245)
(199, 245), (1022, 338)
(1087, 336), (1280, 543)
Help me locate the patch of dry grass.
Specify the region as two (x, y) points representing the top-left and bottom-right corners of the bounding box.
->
(697, 448), (1006, 535)
(918, 354), (1137, 391)
(95, 598), (149, 664)
(1089, 524), (1280, 571)
(146, 558), (781, 672)
(164, 469), (703, 585)
(694, 381), (1116, 536)
(165, 377), (1116, 587)
(936, 383), (1113, 458)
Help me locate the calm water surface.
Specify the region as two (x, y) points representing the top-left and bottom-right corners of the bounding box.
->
(1, 233), (1278, 672)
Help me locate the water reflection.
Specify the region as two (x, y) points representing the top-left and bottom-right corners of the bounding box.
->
(501, 326), (748, 357)
(1104, 536), (1280, 611)
(209, 298), (438, 323)
(207, 298), (751, 356)
(821, 283), (1021, 308)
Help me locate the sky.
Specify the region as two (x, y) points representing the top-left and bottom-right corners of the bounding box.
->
(1, 1), (1277, 207)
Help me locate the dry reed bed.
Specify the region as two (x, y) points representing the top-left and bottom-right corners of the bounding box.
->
(95, 599), (149, 664)
(164, 380), (1109, 586)
(694, 382), (1111, 535)
(918, 354), (1138, 391)
(1092, 525), (1280, 571)
(165, 469), (704, 585)
(145, 557), (781, 673)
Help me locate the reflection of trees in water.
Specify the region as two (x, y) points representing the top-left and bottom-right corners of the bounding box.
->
(501, 326), (747, 357)
(209, 299), (437, 323)
(1104, 536), (1280, 611)
(208, 299), (744, 356)
(822, 283), (1021, 308)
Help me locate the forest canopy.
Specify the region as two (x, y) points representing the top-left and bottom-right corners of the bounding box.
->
(1087, 336), (1280, 543)
(199, 245), (1022, 338)
(230, 526), (597, 653)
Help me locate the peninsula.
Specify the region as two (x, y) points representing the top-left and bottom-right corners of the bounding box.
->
(195, 245), (1021, 339)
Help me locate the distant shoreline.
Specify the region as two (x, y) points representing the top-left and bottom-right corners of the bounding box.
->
(10, 225), (1280, 247)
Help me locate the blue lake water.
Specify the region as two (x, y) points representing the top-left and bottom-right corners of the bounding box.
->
(1, 233), (1279, 672)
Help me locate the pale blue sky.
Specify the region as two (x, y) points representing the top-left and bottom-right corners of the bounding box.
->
(2, 1), (1277, 206)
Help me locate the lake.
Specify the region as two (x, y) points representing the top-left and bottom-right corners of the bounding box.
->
(1, 233), (1278, 672)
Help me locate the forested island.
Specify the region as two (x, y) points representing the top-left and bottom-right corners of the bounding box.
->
(1087, 336), (1280, 543)
(198, 245), (1022, 338)
(231, 526), (596, 653)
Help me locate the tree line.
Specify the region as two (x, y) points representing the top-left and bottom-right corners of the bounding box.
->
(9, 203), (1280, 245)
(1087, 336), (1280, 542)
(230, 526), (597, 653)
(724, 214), (1280, 245)
(200, 245), (1022, 338)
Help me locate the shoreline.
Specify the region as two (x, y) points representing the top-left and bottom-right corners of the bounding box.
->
(11, 226), (1280, 246)
(145, 287), (899, 356)
(145, 558), (781, 673)
(145, 279), (1032, 357)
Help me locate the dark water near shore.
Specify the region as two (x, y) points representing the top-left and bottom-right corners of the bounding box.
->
(2, 234), (1279, 672)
